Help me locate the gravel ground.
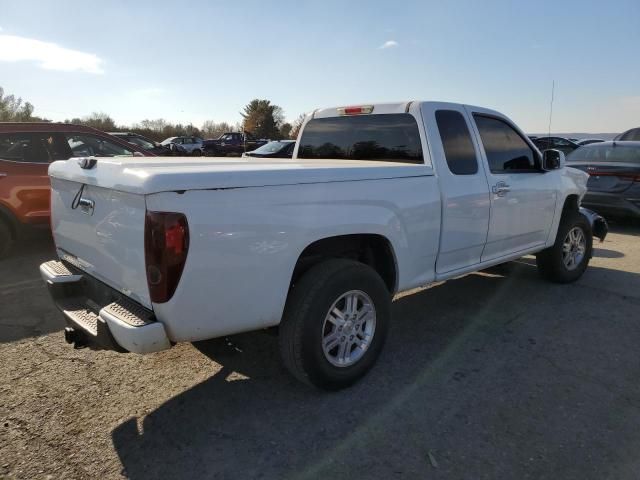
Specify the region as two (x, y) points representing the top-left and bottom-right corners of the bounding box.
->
(1, 225), (640, 479)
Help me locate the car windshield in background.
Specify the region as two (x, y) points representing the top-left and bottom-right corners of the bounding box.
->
(126, 137), (156, 150)
(567, 144), (640, 163)
(298, 113), (423, 163)
(252, 141), (292, 154)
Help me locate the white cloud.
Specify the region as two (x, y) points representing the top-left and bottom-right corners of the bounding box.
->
(0, 34), (104, 74)
(379, 40), (399, 49)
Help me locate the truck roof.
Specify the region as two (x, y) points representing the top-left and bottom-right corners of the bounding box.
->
(311, 101), (502, 119)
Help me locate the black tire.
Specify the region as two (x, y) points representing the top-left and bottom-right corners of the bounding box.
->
(0, 219), (14, 259)
(192, 149), (202, 157)
(279, 259), (391, 390)
(536, 210), (592, 283)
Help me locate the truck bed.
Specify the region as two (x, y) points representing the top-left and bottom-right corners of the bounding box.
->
(48, 157), (433, 195)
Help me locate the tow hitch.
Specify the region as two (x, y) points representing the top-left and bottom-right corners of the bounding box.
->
(64, 327), (88, 349)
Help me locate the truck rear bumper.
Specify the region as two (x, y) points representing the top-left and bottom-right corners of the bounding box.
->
(40, 260), (171, 354)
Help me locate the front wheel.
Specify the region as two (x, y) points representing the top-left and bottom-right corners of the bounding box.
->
(536, 211), (592, 283)
(279, 259), (391, 390)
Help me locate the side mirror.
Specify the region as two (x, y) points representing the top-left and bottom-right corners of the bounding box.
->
(542, 149), (564, 171)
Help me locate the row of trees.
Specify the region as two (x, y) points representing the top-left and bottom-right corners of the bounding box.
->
(0, 87), (47, 122)
(1, 86), (304, 141)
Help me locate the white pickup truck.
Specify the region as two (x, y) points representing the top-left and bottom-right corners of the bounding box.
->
(40, 101), (607, 390)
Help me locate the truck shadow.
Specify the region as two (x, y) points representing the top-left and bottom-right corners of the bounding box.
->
(111, 262), (640, 479)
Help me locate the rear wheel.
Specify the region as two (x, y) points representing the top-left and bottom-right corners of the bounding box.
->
(536, 210), (592, 283)
(192, 149), (202, 157)
(279, 259), (390, 390)
(0, 219), (14, 259)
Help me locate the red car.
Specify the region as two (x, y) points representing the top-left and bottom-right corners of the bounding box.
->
(0, 123), (154, 257)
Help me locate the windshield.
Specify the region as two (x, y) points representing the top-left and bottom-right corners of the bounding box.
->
(251, 141), (292, 154)
(567, 144), (640, 163)
(298, 114), (423, 164)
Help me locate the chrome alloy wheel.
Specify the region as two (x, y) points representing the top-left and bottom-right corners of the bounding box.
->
(321, 290), (376, 367)
(562, 226), (586, 271)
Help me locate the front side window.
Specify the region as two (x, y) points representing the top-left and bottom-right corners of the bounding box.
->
(65, 133), (134, 157)
(298, 113), (423, 164)
(0, 132), (69, 163)
(435, 110), (478, 175)
(474, 115), (539, 173)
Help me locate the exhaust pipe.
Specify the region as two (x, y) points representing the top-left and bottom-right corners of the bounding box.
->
(64, 327), (88, 349)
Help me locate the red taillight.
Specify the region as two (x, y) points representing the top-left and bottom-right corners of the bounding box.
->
(589, 171), (640, 182)
(144, 211), (189, 303)
(337, 105), (374, 115)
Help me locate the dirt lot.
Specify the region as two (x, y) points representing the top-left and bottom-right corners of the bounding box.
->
(1, 226), (640, 479)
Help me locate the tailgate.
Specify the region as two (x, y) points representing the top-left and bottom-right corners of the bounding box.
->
(50, 177), (151, 308)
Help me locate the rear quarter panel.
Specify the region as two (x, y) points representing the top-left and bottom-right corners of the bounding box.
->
(146, 175), (441, 342)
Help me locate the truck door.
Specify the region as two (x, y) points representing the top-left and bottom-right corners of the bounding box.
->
(467, 109), (557, 262)
(421, 103), (491, 274)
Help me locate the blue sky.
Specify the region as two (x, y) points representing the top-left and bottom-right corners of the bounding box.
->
(0, 0), (638, 132)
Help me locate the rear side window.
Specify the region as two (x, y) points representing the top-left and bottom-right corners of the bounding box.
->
(567, 144), (640, 163)
(619, 128), (640, 141)
(0, 132), (69, 163)
(473, 115), (539, 173)
(298, 113), (423, 164)
(435, 110), (478, 175)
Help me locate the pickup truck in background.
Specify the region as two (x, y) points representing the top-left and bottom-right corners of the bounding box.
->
(202, 132), (268, 156)
(40, 101), (607, 390)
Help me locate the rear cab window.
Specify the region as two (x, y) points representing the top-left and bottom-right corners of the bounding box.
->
(298, 113), (423, 164)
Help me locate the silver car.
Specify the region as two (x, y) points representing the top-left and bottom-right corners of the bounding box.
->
(160, 136), (203, 156)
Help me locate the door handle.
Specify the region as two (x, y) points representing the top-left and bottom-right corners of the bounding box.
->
(492, 182), (511, 197)
(0, 172), (7, 178)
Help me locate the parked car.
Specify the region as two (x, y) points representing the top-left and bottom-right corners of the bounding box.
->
(0, 122), (152, 257)
(40, 101), (607, 390)
(566, 141), (640, 219)
(576, 138), (605, 146)
(533, 136), (581, 155)
(202, 132), (269, 156)
(160, 136), (203, 156)
(614, 127), (640, 141)
(109, 132), (172, 156)
(242, 140), (296, 158)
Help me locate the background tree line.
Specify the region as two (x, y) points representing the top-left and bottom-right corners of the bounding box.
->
(1, 86), (305, 142)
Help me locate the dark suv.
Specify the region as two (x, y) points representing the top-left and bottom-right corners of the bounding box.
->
(0, 123), (152, 257)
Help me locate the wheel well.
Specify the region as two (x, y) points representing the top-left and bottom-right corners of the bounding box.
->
(291, 234), (397, 293)
(562, 194), (580, 215)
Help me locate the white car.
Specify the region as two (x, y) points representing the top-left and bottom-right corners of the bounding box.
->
(160, 136), (203, 156)
(40, 101), (607, 390)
